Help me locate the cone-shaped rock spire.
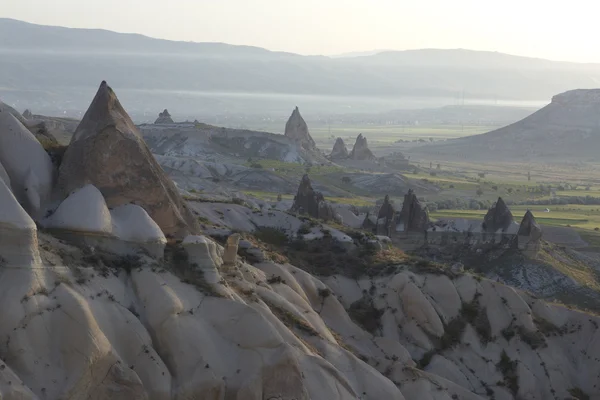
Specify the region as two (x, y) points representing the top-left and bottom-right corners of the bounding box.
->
(57, 81), (199, 238)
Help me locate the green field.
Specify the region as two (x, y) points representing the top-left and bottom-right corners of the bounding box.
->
(310, 124), (498, 143)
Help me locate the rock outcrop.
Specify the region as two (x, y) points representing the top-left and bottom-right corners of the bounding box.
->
(0, 106), (54, 218)
(362, 212), (377, 231)
(517, 210), (542, 250)
(284, 107), (316, 151)
(0, 161), (10, 187)
(57, 81), (199, 238)
(44, 184), (112, 235)
(482, 197), (514, 233)
(349, 134), (375, 160)
(377, 195), (395, 221)
(154, 109), (174, 124)
(330, 137), (349, 159)
(399, 189), (429, 232)
(0, 99), (26, 124)
(0, 178), (40, 266)
(22, 109), (33, 120)
(376, 195), (397, 236)
(290, 174), (338, 221)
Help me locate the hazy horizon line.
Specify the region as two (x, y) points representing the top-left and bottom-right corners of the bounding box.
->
(3, 17), (598, 65)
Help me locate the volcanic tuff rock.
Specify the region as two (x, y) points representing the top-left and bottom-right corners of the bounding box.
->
(482, 197), (514, 233)
(517, 210), (542, 249)
(22, 109), (33, 119)
(377, 194), (396, 221)
(349, 134), (375, 160)
(284, 106), (316, 151)
(399, 189), (429, 232)
(0, 178), (40, 266)
(0, 106), (54, 218)
(57, 81), (199, 238)
(290, 174), (338, 221)
(154, 109), (174, 124)
(330, 137), (349, 159)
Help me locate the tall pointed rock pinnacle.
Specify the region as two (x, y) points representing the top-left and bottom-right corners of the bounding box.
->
(330, 137), (349, 159)
(284, 107), (316, 151)
(349, 134), (375, 160)
(57, 81), (199, 238)
(482, 197), (514, 233)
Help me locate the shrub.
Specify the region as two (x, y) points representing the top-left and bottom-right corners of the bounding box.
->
(348, 296), (383, 334)
(254, 227), (289, 246)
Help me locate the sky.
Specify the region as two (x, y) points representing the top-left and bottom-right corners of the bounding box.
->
(1, 0), (599, 62)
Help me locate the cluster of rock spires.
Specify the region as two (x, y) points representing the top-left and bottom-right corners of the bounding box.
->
(284, 106), (316, 151)
(290, 174), (339, 221)
(330, 134), (376, 161)
(154, 108), (174, 124)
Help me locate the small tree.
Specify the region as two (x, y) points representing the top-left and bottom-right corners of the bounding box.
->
(342, 176), (352, 184)
(476, 188), (484, 197)
(478, 172), (486, 178)
(492, 185), (498, 191)
(507, 188), (514, 194)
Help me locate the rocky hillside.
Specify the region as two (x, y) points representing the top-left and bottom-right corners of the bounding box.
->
(413, 89), (600, 163)
(2, 83), (600, 400)
(141, 120), (327, 165)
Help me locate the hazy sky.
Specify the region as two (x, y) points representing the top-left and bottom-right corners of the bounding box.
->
(2, 0), (599, 62)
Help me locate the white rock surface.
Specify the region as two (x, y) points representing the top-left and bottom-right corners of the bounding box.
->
(0, 160), (10, 187)
(44, 184), (112, 234)
(0, 179), (40, 266)
(110, 203), (166, 244)
(0, 109), (53, 217)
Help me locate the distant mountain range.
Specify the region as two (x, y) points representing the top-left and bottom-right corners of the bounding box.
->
(1, 18), (600, 110)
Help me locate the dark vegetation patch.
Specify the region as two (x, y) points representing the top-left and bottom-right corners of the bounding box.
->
(264, 300), (320, 337)
(82, 251), (142, 277)
(348, 295), (384, 335)
(568, 387), (590, 400)
(496, 350), (519, 396)
(163, 243), (224, 297)
(250, 225), (452, 278)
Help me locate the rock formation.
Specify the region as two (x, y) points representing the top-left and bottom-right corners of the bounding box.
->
(290, 174), (338, 221)
(377, 195), (395, 221)
(376, 195), (397, 236)
(57, 81), (199, 237)
(349, 134), (375, 160)
(517, 210), (542, 250)
(0, 106), (54, 218)
(222, 233), (240, 267)
(0, 99), (26, 124)
(399, 189), (429, 232)
(0, 178), (40, 266)
(362, 212), (377, 231)
(330, 137), (348, 159)
(22, 109), (33, 119)
(154, 109), (174, 124)
(284, 107), (316, 151)
(482, 197), (514, 233)
(0, 161), (10, 187)
(44, 184), (113, 235)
